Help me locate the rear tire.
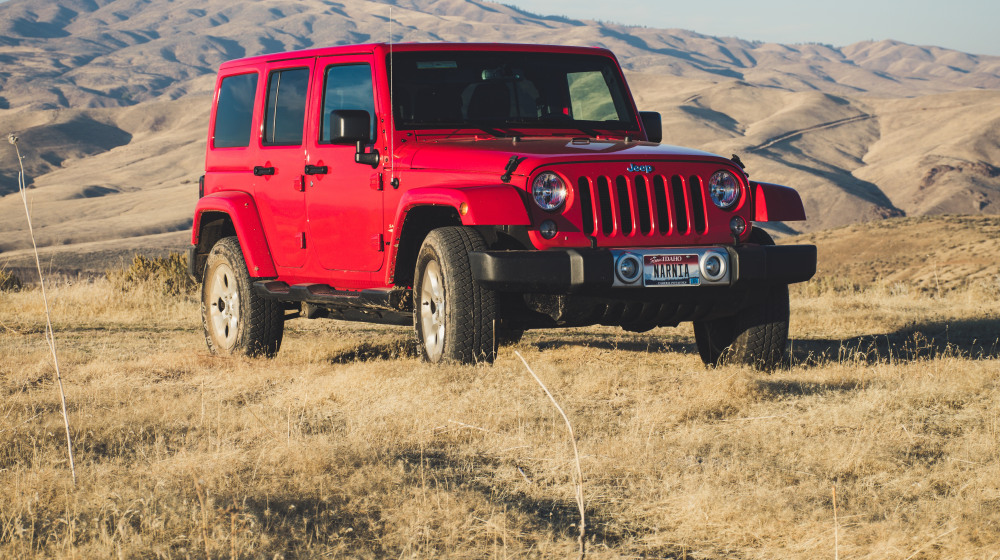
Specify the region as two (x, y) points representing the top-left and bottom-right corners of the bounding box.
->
(693, 228), (789, 371)
(413, 227), (497, 364)
(201, 237), (284, 357)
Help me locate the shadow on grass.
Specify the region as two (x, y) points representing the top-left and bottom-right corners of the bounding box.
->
(392, 448), (683, 557)
(525, 316), (1000, 370)
(789, 317), (1000, 368)
(754, 378), (868, 398)
(395, 449), (596, 538)
(201, 447), (691, 558)
(238, 494), (387, 557)
(533, 331), (695, 355)
(326, 339), (419, 364)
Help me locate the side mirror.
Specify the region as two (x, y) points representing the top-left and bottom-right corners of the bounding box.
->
(330, 109), (379, 167)
(330, 109), (371, 144)
(639, 111), (662, 144)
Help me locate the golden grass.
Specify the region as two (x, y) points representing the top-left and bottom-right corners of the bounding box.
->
(2, 275), (999, 559)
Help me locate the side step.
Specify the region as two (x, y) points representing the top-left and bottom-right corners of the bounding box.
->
(253, 281), (413, 326)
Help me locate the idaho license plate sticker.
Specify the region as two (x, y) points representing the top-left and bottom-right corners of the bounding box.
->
(643, 254), (700, 286)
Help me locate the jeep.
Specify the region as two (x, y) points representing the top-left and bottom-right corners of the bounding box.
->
(187, 43), (816, 370)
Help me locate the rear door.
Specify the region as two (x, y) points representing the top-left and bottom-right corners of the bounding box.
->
(252, 58), (314, 270)
(305, 55), (385, 272)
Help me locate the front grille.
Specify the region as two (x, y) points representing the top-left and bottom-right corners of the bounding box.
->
(577, 173), (709, 239)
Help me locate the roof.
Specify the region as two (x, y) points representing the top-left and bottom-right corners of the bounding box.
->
(218, 42), (618, 70)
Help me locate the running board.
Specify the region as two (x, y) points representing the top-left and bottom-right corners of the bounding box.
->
(253, 281), (412, 312)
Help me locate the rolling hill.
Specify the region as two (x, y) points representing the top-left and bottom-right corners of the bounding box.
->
(1, 0), (999, 259)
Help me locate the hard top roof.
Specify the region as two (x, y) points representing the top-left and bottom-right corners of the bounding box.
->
(218, 42), (618, 70)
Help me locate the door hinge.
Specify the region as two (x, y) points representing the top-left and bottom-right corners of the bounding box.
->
(370, 172), (384, 191)
(372, 233), (384, 252)
(297, 232), (306, 249)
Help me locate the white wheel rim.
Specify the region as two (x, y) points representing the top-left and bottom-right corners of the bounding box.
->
(207, 262), (240, 349)
(419, 260), (446, 361)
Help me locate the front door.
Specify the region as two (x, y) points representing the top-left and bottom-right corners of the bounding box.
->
(252, 58), (314, 269)
(305, 55), (385, 272)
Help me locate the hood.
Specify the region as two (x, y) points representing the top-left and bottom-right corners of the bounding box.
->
(400, 137), (731, 179)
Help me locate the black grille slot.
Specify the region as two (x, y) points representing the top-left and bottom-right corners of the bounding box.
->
(689, 175), (707, 234)
(615, 176), (633, 235)
(578, 176), (595, 235)
(670, 175), (689, 234)
(653, 175), (669, 234)
(635, 176), (652, 235)
(596, 176), (614, 235)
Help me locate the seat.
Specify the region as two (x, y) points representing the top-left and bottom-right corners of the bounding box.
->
(466, 82), (511, 120)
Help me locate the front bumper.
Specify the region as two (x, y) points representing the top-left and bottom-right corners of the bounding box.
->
(469, 244), (816, 293)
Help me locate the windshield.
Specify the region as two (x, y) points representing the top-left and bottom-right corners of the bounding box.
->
(389, 51), (638, 133)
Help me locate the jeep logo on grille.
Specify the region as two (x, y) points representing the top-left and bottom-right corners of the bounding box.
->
(626, 163), (654, 174)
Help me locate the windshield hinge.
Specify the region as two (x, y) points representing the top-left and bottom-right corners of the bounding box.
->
(731, 154), (748, 176)
(501, 155), (526, 184)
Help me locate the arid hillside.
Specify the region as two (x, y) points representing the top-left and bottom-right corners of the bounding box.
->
(1, 0), (999, 259)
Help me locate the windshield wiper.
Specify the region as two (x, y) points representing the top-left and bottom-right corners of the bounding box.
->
(504, 118), (600, 138)
(408, 123), (513, 138)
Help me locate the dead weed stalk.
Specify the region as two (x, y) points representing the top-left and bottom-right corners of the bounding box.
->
(7, 132), (76, 486)
(514, 351), (586, 559)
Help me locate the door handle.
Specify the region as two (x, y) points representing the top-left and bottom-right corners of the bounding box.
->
(253, 166), (275, 176)
(304, 165), (328, 175)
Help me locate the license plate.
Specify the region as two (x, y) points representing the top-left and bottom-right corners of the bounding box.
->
(643, 254), (700, 286)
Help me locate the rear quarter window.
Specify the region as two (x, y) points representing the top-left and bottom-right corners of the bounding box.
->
(213, 73), (258, 148)
(264, 68), (310, 146)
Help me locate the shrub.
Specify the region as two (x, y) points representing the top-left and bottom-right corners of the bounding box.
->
(0, 266), (22, 292)
(106, 253), (196, 296)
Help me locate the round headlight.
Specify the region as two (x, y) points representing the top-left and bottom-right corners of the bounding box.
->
(708, 170), (741, 210)
(532, 172), (567, 211)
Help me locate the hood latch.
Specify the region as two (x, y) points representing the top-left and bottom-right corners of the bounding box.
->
(501, 155), (526, 184)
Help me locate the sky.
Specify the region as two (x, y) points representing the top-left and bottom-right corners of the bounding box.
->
(499, 0), (1000, 56)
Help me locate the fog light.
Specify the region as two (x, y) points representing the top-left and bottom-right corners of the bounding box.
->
(539, 220), (558, 239)
(700, 252), (727, 282)
(730, 216), (747, 237)
(616, 254), (642, 283)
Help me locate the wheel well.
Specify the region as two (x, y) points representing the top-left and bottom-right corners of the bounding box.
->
(393, 206), (462, 287)
(192, 212), (237, 280)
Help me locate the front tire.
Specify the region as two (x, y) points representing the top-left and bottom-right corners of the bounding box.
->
(413, 227), (497, 364)
(693, 228), (789, 371)
(201, 237), (284, 357)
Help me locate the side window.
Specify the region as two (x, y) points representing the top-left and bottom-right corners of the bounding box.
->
(213, 73), (258, 148)
(321, 64), (376, 143)
(263, 67), (310, 146)
(567, 71), (616, 121)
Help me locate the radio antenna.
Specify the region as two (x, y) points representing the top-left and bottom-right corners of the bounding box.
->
(388, 6), (395, 185)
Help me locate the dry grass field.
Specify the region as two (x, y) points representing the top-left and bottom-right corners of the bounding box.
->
(2, 217), (1000, 559)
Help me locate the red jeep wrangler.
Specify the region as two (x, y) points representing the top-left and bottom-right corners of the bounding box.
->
(188, 43), (816, 370)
